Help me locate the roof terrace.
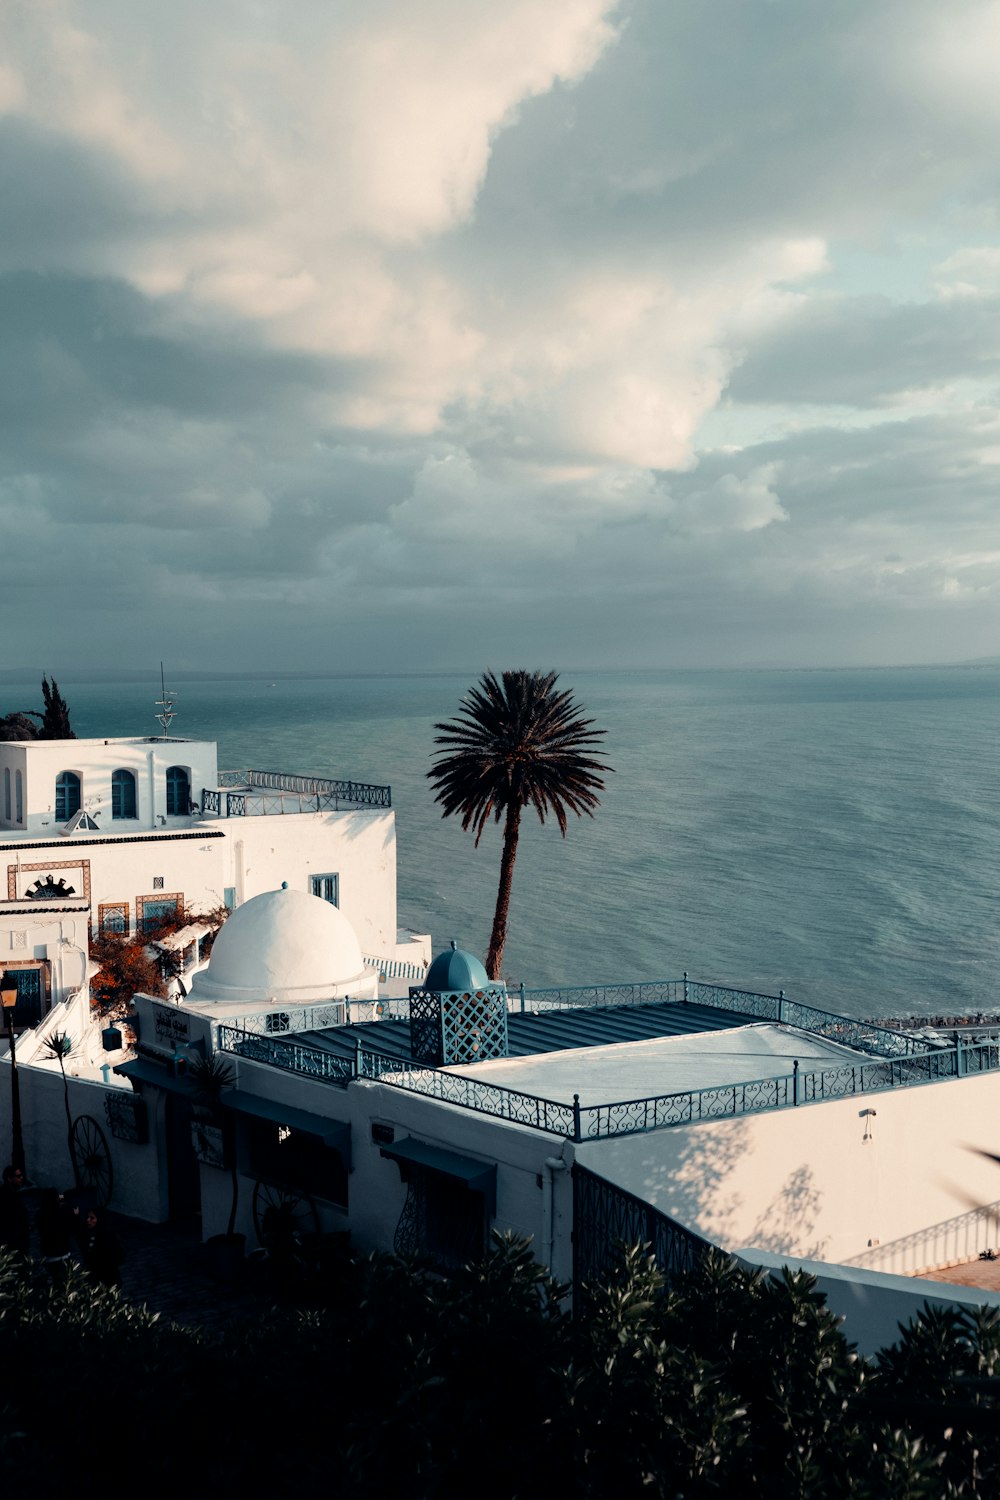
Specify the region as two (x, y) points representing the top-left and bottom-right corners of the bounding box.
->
(201, 769), (391, 817)
(216, 978), (993, 1142)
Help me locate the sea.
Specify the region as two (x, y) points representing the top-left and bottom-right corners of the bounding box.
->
(20, 665), (1000, 1023)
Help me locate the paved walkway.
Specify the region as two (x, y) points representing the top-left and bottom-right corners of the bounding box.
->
(108, 1212), (272, 1332)
(23, 1199), (274, 1332)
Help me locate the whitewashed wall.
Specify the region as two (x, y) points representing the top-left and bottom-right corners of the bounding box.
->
(0, 1063), (165, 1221)
(0, 910), (90, 1007)
(738, 1248), (1000, 1358)
(0, 808), (399, 958)
(229, 809), (396, 958)
(577, 1070), (1000, 1275)
(194, 1053), (572, 1273)
(2, 737), (218, 834)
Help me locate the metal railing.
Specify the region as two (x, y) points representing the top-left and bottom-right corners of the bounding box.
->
(216, 1004), (345, 1038)
(573, 1162), (714, 1287)
(519, 976), (923, 1058)
(202, 769), (391, 817)
(363, 955), (428, 981)
(215, 1024), (999, 1143)
(217, 1025), (354, 1082)
(520, 978), (687, 1012)
(358, 1048), (578, 1134)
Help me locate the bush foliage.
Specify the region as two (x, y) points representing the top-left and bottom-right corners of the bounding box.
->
(3, 1234), (1000, 1496)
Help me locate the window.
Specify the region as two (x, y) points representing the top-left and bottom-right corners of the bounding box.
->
(247, 1119), (348, 1207)
(55, 771), (81, 821)
(310, 873), (339, 906)
(165, 766), (190, 816)
(0, 966), (47, 1028)
(3, 768), (9, 821)
(15, 770), (22, 823)
(223, 887), (236, 910)
(111, 769), (137, 819)
(99, 902), (129, 936)
(136, 892), (182, 935)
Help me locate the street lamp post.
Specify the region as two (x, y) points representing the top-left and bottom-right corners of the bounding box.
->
(0, 978), (25, 1175)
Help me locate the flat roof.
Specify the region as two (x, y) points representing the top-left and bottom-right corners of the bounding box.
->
(0, 736), (200, 747)
(300, 998), (760, 1068)
(448, 1023), (862, 1106)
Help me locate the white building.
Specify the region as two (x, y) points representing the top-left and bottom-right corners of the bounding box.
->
(89, 893), (1000, 1351)
(0, 731), (430, 1027)
(6, 864), (1000, 1353)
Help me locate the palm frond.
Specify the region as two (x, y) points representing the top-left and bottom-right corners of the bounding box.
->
(428, 670), (611, 841)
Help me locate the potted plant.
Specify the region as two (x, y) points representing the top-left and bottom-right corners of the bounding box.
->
(187, 1050), (245, 1280)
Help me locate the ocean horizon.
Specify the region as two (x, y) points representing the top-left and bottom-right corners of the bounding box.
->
(7, 664), (999, 1022)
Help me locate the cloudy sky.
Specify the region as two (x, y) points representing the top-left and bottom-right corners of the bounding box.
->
(3, 0), (1000, 672)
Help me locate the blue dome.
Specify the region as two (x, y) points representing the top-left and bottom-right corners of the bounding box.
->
(423, 941), (491, 993)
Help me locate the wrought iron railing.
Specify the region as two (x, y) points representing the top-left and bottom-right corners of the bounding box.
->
(573, 1162), (714, 1287)
(519, 976), (921, 1058)
(357, 1048), (578, 1134)
(519, 978), (687, 1011)
(202, 769), (391, 817)
(216, 1004), (345, 1038)
(776, 997), (922, 1058)
(217, 1024), (354, 1082)
(363, 955), (428, 981)
(214, 1024), (1000, 1142)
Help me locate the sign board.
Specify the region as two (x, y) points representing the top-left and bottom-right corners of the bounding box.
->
(152, 1004), (190, 1049)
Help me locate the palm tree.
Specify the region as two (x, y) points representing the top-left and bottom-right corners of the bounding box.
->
(428, 670), (611, 980)
(42, 1030), (76, 1181)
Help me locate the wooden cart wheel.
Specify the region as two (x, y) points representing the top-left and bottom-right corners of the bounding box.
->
(70, 1114), (114, 1207)
(252, 1179), (320, 1248)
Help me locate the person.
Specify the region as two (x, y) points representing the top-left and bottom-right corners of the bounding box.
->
(36, 1188), (76, 1281)
(78, 1207), (124, 1289)
(0, 1164), (29, 1259)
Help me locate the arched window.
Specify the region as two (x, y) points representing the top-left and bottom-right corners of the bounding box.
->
(111, 769), (137, 819)
(55, 771), (81, 822)
(3, 768), (9, 821)
(165, 766), (190, 816)
(15, 770), (22, 823)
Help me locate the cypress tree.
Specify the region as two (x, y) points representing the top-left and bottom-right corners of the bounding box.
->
(38, 675), (75, 738)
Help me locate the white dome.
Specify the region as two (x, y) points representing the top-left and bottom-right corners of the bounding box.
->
(188, 886), (371, 1006)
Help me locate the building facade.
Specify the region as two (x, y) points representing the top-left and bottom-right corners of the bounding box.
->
(0, 733), (429, 1026)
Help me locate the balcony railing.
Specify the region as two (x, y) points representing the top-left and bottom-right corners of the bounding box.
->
(363, 955), (428, 982)
(202, 769), (391, 817)
(573, 1162), (714, 1287)
(215, 1024), (997, 1142)
(518, 977), (923, 1058)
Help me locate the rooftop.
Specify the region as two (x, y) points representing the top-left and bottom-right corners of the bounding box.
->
(441, 1024), (861, 1107)
(299, 996), (754, 1065)
(216, 980), (982, 1142)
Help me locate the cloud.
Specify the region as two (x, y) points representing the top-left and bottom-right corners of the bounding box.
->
(2, 1), (1000, 671)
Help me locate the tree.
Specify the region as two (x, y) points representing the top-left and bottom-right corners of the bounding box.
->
(187, 1050), (240, 1240)
(0, 712), (37, 742)
(0, 676), (74, 741)
(428, 670), (611, 979)
(41, 1031), (76, 1184)
(38, 676), (74, 739)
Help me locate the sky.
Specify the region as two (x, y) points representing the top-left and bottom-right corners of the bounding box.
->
(3, 0), (1000, 673)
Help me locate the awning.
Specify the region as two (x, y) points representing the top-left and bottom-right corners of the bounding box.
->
(220, 1089), (351, 1164)
(380, 1136), (496, 1213)
(114, 1057), (194, 1097)
(152, 923), (211, 953)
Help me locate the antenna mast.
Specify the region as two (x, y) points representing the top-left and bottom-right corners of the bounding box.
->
(154, 662), (177, 738)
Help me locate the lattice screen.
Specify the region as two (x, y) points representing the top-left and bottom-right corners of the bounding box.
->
(408, 986), (509, 1065)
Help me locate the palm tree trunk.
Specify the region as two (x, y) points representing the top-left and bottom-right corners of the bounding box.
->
(59, 1056), (78, 1187)
(486, 804), (521, 980)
